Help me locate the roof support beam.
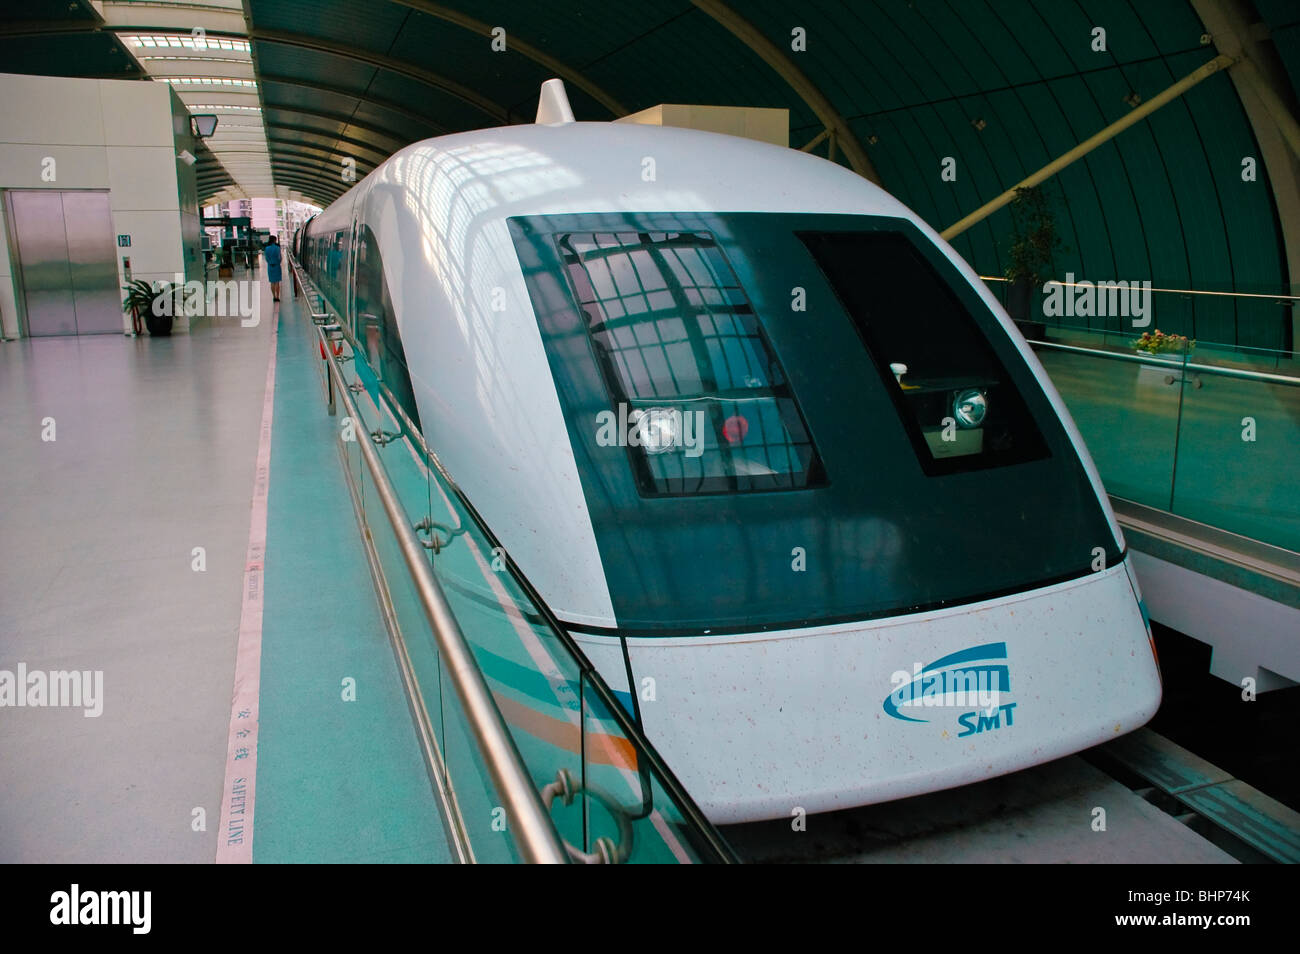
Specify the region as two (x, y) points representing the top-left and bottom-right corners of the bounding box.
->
(272, 175), (344, 197)
(248, 28), (510, 123)
(270, 156), (366, 180)
(261, 137), (379, 163)
(689, 0), (880, 184)
(273, 187), (343, 207)
(267, 156), (375, 189)
(0, 21), (105, 38)
(268, 171), (346, 200)
(266, 125), (394, 165)
(390, 0), (627, 117)
(101, 6), (245, 35)
(267, 167), (343, 191)
(260, 103), (411, 149)
(941, 54), (1236, 241)
(265, 137), (382, 169)
(272, 188), (344, 208)
(258, 74), (451, 136)
(268, 168), (357, 197)
(1192, 0), (1300, 351)
(799, 127), (831, 153)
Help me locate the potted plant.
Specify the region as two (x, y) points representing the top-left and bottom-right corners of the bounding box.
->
(1133, 329), (1198, 387)
(1133, 328), (1194, 356)
(122, 279), (185, 337)
(1003, 185), (1062, 338)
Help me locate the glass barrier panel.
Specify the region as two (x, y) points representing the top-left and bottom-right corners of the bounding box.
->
(350, 382), (446, 749)
(579, 672), (723, 863)
(1190, 338), (1300, 377)
(1032, 344), (1184, 511)
(345, 345), (528, 862)
(418, 459), (590, 856)
(340, 341), (368, 524)
(986, 276), (1297, 357)
(337, 339), (589, 858)
(1026, 320), (1300, 553)
(437, 653), (524, 863)
(1171, 371), (1300, 552)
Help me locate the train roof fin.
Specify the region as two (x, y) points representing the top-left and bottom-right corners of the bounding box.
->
(535, 78), (576, 125)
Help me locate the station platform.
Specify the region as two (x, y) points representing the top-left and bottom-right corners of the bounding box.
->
(0, 273), (447, 863)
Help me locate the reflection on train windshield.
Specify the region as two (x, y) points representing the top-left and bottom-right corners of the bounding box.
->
(513, 210), (1119, 626)
(799, 230), (1049, 475)
(557, 231), (825, 496)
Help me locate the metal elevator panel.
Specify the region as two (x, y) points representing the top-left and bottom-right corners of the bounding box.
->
(7, 189), (120, 336)
(8, 191), (75, 336)
(61, 191), (122, 335)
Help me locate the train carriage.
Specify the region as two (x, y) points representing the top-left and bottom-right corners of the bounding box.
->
(300, 81), (1161, 823)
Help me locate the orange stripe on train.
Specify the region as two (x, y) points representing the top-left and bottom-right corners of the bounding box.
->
(492, 692), (638, 771)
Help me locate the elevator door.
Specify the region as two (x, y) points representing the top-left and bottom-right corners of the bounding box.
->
(8, 190), (121, 336)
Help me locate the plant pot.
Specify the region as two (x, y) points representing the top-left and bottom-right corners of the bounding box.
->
(1136, 362), (1180, 387)
(1007, 277), (1035, 320)
(1136, 363), (1202, 390)
(145, 312), (174, 337)
(1013, 318), (1047, 341)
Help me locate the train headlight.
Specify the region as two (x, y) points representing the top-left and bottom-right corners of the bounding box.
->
(953, 389), (987, 428)
(634, 407), (680, 454)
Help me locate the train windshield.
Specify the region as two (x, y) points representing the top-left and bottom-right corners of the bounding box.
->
(510, 212), (1119, 632)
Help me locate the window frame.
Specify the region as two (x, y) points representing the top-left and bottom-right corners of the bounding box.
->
(796, 228), (1052, 477)
(554, 228), (828, 498)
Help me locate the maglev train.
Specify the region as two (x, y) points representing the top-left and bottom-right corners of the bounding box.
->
(300, 80), (1161, 824)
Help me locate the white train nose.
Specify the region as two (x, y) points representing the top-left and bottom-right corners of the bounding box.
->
(579, 560), (1160, 824)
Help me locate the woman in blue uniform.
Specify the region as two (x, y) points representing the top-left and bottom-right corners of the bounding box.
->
(263, 235), (283, 301)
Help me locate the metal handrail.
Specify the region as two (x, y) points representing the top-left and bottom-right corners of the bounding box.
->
(982, 273), (1300, 303)
(1028, 338), (1300, 386)
(306, 287), (568, 865)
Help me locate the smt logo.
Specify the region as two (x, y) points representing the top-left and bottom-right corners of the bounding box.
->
(884, 642), (1016, 736)
(50, 884), (151, 934)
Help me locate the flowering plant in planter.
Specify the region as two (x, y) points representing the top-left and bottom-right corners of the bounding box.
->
(1133, 329), (1194, 355)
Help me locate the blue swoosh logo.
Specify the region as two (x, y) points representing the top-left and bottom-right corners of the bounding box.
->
(883, 642), (1009, 723)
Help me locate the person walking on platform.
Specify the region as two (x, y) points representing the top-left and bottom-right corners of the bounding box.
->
(263, 235), (283, 302)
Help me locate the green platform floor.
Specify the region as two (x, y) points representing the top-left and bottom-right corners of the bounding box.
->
(251, 291), (449, 863)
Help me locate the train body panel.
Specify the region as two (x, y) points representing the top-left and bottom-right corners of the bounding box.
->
(300, 111), (1160, 821)
(576, 561), (1158, 823)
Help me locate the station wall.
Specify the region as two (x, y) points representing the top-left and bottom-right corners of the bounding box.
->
(0, 72), (201, 338)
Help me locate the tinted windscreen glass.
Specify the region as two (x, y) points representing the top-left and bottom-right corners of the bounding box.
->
(510, 212), (1119, 632)
(558, 231), (823, 495)
(799, 231), (1048, 474)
